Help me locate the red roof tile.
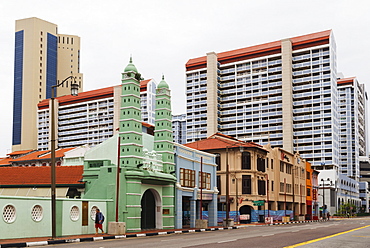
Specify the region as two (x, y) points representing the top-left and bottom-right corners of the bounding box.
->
(10, 150), (51, 162)
(0, 166), (84, 186)
(7, 150), (33, 156)
(0, 157), (12, 166)
(186, 30), (331, 69)
(184, 133), (266, 151)
(9, 148), (73, 162)
(39, 148), (75, 159)
(337, 77), (355, 85)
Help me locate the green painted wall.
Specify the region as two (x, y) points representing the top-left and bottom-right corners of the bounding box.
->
(0, 196), (110, 239)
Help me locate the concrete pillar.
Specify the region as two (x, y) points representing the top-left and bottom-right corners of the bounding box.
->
(175, 190), (182, 229)
(208, 194), (218, 226)
(206, 52), (219, 137)
(190, 199), (196, 228)
(281, 39), (294, 153)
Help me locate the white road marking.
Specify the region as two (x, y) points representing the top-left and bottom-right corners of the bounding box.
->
(217, 239), (237, 243)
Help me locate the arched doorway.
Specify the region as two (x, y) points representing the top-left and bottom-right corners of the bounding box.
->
(141, 190), (156, 229)
(239, 205), (253, 224)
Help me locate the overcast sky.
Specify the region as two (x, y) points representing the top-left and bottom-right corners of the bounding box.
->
(1, 0), (370, 156)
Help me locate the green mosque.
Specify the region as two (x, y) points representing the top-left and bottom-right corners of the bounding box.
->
(82, 58), (177, 231)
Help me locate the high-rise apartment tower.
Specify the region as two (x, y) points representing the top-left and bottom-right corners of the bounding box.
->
(337, 77), (368, 179)
(185, 30), (340, 168)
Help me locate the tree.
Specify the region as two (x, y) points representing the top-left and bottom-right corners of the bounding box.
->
(338, 202), (357, 216)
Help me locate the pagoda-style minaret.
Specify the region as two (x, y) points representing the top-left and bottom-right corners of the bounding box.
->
(119, 57), (143, 167)
(154, 75), (175, 173)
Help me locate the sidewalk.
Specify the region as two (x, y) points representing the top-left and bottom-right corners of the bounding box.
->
(0, 220), (327, 247)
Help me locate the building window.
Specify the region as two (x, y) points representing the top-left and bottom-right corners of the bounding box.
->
(199, 172), (211, 190)
(217, 175), (221, 195)
(286, 164), (292, 174)
(307, 188), (311, 196)
(306, 171), (310, 179)
(180, 168), (195, 188)
(286, 183), (292, 193)
(271, 181), (274, 191)
(258, 180), (266, 195)
(271, 159), (274, 169)
(215, 153), (221, 171)
(280, 162), (284, 172)
(70, 206), (80, 221)
(3, 205), (16, 223)
(31, 205), (43, 222)
(280, 182), (285, 192)
(241, 152), (251, 169)
(242, 175), (251, 194)
(257, 157), (265, 172)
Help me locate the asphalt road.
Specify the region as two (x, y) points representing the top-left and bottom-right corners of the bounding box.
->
(37, 218), (370, 248)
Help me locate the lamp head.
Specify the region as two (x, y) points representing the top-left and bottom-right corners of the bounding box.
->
(71, 83), (79, 96)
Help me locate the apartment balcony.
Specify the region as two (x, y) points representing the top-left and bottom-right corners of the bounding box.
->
(292, 54), (311, 61)
(268, 59), (282, 66)
(59, 117), (88, 125)
(59, 106), (88, 114)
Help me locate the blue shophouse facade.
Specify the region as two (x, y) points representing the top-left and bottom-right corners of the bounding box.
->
(174, 144), (218, 229)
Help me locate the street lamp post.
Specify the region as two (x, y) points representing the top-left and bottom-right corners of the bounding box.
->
(50, 76), (78, 239)
(225, 146), (230, 226)
(320, 178), (332, 220)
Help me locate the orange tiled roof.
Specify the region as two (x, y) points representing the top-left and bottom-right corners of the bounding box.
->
(0, 157), (12, 166)
(9, 148), (73, 162)
(10, 150), (51, 162)
(337, 77), (355, 85)
(39, 148), (75, 159)
(0, 166), (84, 186)
(184, 133), (265, 151)
(186, 30), (331, 69)
(7, 150), (33, 156)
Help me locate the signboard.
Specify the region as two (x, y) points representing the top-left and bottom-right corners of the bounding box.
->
(253, 200), (265, 206)
(265, 217), (273, 224)
(240, 214), (250, 220)
(220, 196), (226, 203)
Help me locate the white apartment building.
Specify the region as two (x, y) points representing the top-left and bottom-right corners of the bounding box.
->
(185, 30), (340, 169)
(172, 114), (187, 144)
(337, 77), (368, 179)
(140, 79), (157, 125)
(37, 79), (156, 150)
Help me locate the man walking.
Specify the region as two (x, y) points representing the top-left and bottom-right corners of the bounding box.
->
(95, 208), (105, 235)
